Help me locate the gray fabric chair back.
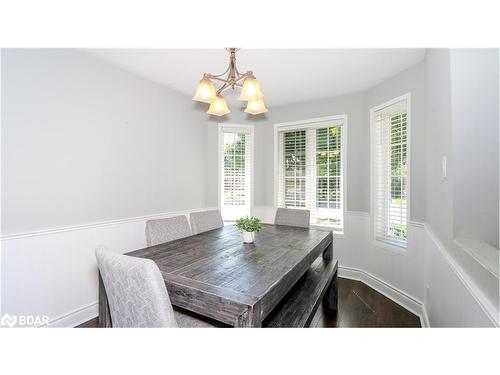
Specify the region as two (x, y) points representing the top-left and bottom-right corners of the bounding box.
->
(274, 208), (310, 228)
(95, 247), (178, 328)
(189, 210), (224, 235)
(145, 215), (191, 246)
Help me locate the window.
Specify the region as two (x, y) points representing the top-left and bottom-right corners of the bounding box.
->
(371, 94), (410, 248)
(283, 130), (306, 208)
(276, 116), (346, 232)
(219, 124), (253, 221)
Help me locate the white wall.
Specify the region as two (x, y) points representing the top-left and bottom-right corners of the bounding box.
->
(1, 49), (498, 327)
(205, 55), (498, 327)
(1, 49), (211, 326)
(366, 62), (427, 222)
(422, 49), (499, 327)
(1, 208), (214, 327)
(206, 63), (427, 221)
(424, 49), (455, 250)
(424, 225), (497, 327)
(205, 91), (368, 213)
(450, 49), (499, 248)
(1, 49), (209, 235)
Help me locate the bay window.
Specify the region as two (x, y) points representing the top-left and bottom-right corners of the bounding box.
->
(276, 116), (346, 232)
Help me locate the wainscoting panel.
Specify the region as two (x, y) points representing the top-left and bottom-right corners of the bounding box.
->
(423, 226), (498, 327)
(251, 208), (498, 328)
(2, 206), (497, 327)
(0, 208), (216, 327)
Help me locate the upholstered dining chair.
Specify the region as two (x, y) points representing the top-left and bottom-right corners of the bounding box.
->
(145, 215), (191, 247)
(274, 208), (311, 228)
(189, 209), (224, 235)
(95, 247), (218, 328)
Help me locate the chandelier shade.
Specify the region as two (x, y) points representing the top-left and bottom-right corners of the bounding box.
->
(207, 95), (231, 116)
(193, 48), (267, 116)
(192, 78), (216, 103)
(239, 76), (263, 101)
(244, 98), (268, 115)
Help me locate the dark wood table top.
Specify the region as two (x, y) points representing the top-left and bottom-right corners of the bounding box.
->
(127, 224), (333, 327)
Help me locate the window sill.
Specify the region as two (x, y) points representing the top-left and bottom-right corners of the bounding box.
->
(454, 238), (499, 278)
(371, 239), (407, 254)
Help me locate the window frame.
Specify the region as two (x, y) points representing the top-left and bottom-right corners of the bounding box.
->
(370, 93), (411, 252)
(218, 123), (254, 221)
(274, 115), (348, 234)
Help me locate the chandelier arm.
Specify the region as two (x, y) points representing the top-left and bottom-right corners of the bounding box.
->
(216, 82), (231, 96)
(210, 76), (231, 83)
(206, 61), (232, 79)
(234, 71), (252, 83)
(234, 63), (247, 78)
(195, 49), (262, 113)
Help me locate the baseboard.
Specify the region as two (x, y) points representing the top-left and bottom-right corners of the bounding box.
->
(43, 302), (98, 328)
(338, 265), (429, 327)
(1, 207), (218, 328)
(4, 204), (495, 328)
(420, 304), (430, 328)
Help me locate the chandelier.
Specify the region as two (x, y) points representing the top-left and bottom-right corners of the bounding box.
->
(192, 48), (267, 116)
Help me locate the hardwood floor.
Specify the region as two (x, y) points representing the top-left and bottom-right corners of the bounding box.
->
(77, 277), (420, 328)
(311, 277), (421, 328)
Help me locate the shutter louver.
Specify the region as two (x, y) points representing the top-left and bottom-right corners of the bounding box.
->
(372, 98), (408, 247)
(277, 118), (344, 232)
(221, 127), (253, 221)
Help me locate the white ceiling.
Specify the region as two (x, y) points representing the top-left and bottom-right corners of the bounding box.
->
(85, 49), (426, 107)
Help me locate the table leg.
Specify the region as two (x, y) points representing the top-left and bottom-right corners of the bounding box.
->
(323, 241), (333, 260)
(234, 304), (262, 328)
(98, 271), (112, 328)
(323, 270), (338, 311)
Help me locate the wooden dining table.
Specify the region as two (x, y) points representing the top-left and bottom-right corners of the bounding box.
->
(99, 224), (333, 327)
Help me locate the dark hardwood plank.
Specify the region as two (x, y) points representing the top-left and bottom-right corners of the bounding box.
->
(312, 277), (421, 328)
(349, 281), (421, 328)
(76, 317), (98, 328)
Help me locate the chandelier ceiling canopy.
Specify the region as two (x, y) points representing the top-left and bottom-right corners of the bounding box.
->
(192, 48), (267, 116)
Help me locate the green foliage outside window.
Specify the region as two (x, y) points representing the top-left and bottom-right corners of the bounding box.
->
(389, 112), (408, 240)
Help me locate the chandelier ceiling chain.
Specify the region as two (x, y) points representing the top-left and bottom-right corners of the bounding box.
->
(192, 48), (268, 116)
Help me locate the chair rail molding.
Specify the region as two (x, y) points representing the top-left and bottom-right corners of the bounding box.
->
(1, 207), (219, 241)
(0, 207), (218, 328)
(424, 224), (499, 327)
(2, 204), (496, 328)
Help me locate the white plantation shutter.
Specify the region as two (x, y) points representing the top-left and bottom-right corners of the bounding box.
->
(372, 97), (409, 247)
(220, 126), (253, 221)
(277, 118), (345, 232)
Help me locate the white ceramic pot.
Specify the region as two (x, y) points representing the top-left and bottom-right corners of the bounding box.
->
(243, 231), (255, 243)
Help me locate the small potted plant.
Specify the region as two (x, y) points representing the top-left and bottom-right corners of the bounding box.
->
(235, 216), (262, 243)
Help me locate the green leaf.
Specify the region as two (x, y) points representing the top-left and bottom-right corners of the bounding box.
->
(235, 216), (263, 233)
